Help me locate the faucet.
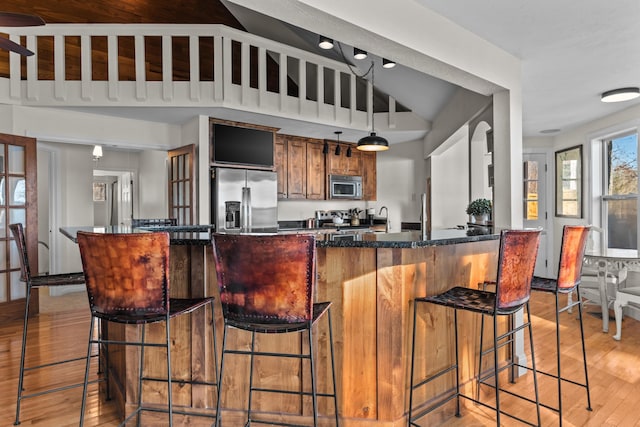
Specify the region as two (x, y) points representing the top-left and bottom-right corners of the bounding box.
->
(379, 206), (389, 232)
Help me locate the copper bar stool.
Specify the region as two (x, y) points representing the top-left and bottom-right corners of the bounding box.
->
(408, 229), (542, 426)
(76, 231), (219, 427)
(527, 225), (592, 424)
(211, 233), (339, 427)
(10, 223), (90, 426)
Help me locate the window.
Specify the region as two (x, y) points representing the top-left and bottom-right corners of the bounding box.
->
(555, 145), (582, 218)
(603, 132), (638, 249)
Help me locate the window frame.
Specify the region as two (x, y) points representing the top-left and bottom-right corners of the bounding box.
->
(555, 145), (583, 218)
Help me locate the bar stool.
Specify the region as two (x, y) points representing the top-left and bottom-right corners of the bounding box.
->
(10, 223), (88, 426)
(529, 225), (592, 424)
(76, 231), (218, 427)
(408, 229), (542, 426)
(211, 233), (339, 427)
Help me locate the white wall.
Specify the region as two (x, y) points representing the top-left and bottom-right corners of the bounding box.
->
(430, 130), (469, 228)
(138, 150), (169, 218)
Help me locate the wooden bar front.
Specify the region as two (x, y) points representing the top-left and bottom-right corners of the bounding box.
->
(109, 237), (499, 426)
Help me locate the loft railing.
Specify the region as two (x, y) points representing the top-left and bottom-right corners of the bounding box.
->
(0, 24), (412, 132)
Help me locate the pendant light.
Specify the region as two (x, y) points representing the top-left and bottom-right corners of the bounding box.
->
(357, 63), (389, 151)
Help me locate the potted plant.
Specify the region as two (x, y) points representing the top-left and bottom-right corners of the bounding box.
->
(466, 198), (492, 224)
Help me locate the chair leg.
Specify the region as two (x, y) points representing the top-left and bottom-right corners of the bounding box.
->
(14, 285), (32, 426)
(576, 288), (592, 410)
(327, 308), (339, 427)
(408, 301), (419, 426)
(247, 330), (257, 425)
(492, 314), (501, 426)
(133, 324), (146, 427)
(553, 293), (564, 426)
(526, 302), (542, 426)
(215, 323), (228, 427)
(79, 315), (96, 427)
(453, 309), (460, 417)
(477, 313), (485, 402)
(166, 316), (173, 427)
(308, 324), (318, 427)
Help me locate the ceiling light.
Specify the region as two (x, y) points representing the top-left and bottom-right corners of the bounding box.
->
(353, 48), (367, 60)
(318, 35), (334, 50)
(382, 58), (396, 69)
(92, 145), (103, 160)
(540, 129), (561, 134)
(357, 64), (389, 152)
(601, 87), (640, 103)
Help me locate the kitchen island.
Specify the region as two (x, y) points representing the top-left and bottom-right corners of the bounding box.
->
(60, 226), (500, 426)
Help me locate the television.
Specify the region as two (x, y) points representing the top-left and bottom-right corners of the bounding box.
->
(212, 123), (274, 168)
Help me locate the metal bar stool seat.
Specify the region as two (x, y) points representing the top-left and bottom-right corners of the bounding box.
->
(409, 229), (542, 427)
(77, 231), (219, 427)
(211, 233), (339, 427)
(10, 223), (91, 426)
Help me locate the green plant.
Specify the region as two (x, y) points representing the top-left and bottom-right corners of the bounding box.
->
(466, 198), (492, 216)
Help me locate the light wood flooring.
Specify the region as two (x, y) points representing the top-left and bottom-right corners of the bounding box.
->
(1, 290), (639, 426)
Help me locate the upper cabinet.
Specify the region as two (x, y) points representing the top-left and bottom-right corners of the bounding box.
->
(325, 140), (362, 176)
(275, 134), (376, 201)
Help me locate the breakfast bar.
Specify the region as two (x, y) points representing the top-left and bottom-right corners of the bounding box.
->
(60, 226), (500, 426)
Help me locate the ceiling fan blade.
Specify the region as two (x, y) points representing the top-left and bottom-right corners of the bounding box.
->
(0, 12), (45, 27)
(0, 37), (34, 56)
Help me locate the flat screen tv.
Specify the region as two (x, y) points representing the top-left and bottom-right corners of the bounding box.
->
(212, 123), (274, 168)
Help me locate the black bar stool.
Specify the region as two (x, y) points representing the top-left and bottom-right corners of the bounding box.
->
(10, 223), (89, 426)
(409, 229), (542, 426)
(211, 233), (339, 427)
(77, 231), (219, 426)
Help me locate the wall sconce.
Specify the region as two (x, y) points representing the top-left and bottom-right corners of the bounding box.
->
(318, 35), (334, 50)
(92, 145), (103, 161)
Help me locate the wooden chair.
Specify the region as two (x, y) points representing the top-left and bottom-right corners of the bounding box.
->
(408, 229), (542, 427)
(529, 225), (592, 424)
(10, 223), (88, 426)
(210, 233), (339, 427)
(76, 231), (218, 427)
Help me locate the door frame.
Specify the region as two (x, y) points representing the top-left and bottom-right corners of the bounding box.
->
(524, 148), (553, 278)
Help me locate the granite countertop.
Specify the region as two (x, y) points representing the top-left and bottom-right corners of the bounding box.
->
(60, 225), (498, 249)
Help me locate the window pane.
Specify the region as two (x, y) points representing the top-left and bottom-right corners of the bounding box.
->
(0, 273), (5, 302)
(11, 270), (25, 300)
(9, 178), (25, 205)
(607, 134), (638, 195)
(7, 145), (25, 174)
(606, 198), (638, 249)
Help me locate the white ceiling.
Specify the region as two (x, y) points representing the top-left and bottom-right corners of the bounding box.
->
(416, 0), (640, 136)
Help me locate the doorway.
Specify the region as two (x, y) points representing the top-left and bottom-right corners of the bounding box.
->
(524, 151), (551, 277)
(93, 170), (136, 226)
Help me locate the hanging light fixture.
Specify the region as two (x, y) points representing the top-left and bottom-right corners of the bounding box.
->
(334, 131), (342, 156)
(601, 87), (640, 103)
(318, 35), (334, 50)
(92, 145), (103, 161)
(358, 64), (389, 151)
(353, 47), (367, 60)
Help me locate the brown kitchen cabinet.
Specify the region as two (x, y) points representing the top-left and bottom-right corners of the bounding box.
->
(286, 137), (307, 199)
(274, 135), (287, 199)
(306, 140), (326, 199)
(362, 151), (377, 201)
(325, 141), (362, 176)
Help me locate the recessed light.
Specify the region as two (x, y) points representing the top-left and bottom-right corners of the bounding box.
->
(540, 129), (561, 134)
(382, 58), (396, 69)
(353, 47), (367, 60)
(601, 87), (640, 103)
(318, 35), (334, 50)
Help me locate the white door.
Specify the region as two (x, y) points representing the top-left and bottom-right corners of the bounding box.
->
(523, 153), (550, 277)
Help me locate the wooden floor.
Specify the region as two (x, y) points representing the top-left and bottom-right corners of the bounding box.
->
(1, 291), (639, 426)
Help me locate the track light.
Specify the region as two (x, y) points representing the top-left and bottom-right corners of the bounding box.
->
(318, 35), (334, 50)
(382, 58), (396, 69)
(353, 47), (367, 60)
(601, 87), (640, 103)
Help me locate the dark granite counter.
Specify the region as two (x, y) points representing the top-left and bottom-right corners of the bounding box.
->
(60, 225), (498, 249)
(59, 225), (212, 246)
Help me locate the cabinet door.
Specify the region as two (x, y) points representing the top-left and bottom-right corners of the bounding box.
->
(362, 151), (377, 201)
(346, 146), (362, 176)
(286, 138), (307, 199)
(326, 141), (349, 175)
(274, 135), (287, 199)
(306, 140), (326, 199)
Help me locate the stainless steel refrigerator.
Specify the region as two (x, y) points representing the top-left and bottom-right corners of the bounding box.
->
(212, 167), (278, 233)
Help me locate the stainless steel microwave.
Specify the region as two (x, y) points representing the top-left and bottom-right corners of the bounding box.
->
(329, 174), (363, 199)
